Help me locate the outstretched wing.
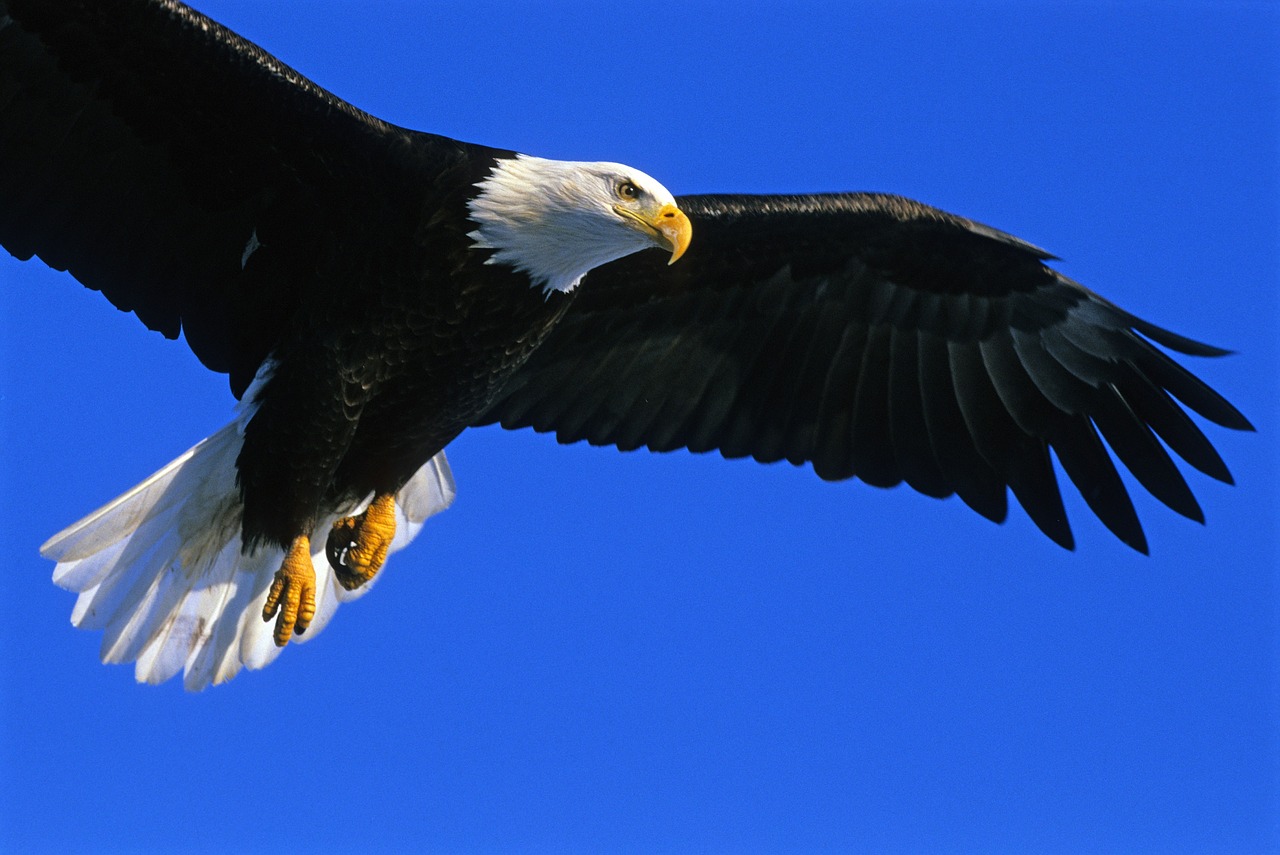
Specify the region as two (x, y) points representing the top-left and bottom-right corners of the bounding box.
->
(0, 0), (475, 395)
(475, 193), (1253, 552)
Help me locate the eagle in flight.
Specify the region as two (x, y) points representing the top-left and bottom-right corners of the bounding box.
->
(0, 0), (1252, 689)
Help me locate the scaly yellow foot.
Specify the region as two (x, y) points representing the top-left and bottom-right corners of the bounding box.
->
(262, 535), (317, 646)
(326, 492), (397, 591)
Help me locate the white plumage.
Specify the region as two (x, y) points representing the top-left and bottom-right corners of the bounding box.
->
(468, 155), (680, 295)
(42, 396), (456, 690)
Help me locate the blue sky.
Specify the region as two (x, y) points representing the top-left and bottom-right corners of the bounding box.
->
(1, 2), (1276, 851)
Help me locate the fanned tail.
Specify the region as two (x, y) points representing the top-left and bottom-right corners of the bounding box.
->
(42, 422), (455, 690)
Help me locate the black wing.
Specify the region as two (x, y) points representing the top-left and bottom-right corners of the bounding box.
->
(0, 0), (480, 395)
(476, 193), (1253, 552)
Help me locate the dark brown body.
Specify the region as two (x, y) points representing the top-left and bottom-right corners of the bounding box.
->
(235, 147), (574, 546)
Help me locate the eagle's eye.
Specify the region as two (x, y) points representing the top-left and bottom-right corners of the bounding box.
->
(617, 181), (640, 200)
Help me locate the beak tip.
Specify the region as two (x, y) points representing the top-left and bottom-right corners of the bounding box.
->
(656, 204), (692, 266)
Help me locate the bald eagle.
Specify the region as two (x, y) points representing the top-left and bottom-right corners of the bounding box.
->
(0, 0), (1252, 689)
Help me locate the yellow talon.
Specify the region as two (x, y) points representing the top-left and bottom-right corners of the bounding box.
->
(262, 535), (317, 647)
(326, 492), (397, 591)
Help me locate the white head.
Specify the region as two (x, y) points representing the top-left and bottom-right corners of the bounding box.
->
(467, 155), (692, 295)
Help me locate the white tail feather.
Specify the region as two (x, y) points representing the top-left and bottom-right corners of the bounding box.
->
(43, 420), (456, 690)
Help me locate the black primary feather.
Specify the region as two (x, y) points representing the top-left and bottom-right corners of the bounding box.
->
(478, 194), (1253, 550)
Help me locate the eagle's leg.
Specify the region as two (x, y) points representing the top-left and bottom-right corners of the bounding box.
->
(326, 492), (397, 590)
(262, 535), (317, 647)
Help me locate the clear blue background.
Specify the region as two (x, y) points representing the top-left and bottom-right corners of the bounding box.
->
(1, 2), (1276, 851)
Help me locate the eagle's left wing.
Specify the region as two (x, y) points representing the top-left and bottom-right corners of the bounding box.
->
(474, 193), (1251, 552)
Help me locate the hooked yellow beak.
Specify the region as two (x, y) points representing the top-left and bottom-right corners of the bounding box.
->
(617, 202), (693, 264)
(652, 203), (692, 265)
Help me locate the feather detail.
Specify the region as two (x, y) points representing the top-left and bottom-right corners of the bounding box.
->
(42, 421), (456, 690)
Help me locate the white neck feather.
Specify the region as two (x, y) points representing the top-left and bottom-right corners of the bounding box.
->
(467, 155), (671, 295)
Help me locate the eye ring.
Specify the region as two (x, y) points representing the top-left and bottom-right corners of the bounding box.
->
(617, 181), (640, 199)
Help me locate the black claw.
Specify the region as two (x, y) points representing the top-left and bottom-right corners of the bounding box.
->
(325, 524), (354, 573)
